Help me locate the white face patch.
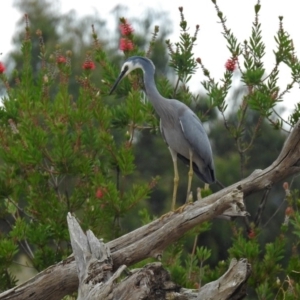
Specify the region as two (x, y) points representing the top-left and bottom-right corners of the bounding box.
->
(122, 61), (138, 76)
(122, 57), (155, 77)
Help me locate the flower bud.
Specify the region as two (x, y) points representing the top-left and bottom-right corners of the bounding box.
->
(0, 62), (5, 74)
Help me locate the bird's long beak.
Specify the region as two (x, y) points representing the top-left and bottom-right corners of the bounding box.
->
(109, 69), (127, 95)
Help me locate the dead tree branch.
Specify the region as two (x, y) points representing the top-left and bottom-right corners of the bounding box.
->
(68, 213), (251, 300)
(196, 258), (251, 300)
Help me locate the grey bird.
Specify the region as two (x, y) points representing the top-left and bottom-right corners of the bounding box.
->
(109, 56), (215, 211)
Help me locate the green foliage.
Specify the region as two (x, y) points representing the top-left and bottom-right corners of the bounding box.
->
(203, 0), (300, 180)
(0, 238), (18, 290)
(0, 8), (159, 287)
(166, 7), (199, 85)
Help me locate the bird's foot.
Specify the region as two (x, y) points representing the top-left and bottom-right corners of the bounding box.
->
(173, 191), (194, 213)
(159, 201), (194, 221)
(174, 201), (194, 214)
(159, 191), (194, 220)
(159, 211), (174, 221)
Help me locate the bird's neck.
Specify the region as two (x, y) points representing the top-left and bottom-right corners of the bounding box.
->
(143, 69), (169, 118)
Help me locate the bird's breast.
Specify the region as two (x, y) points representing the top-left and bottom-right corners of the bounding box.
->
(161, 122), (190, 158)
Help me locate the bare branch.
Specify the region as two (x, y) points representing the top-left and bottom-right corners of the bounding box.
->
(196, 258), (251, 300)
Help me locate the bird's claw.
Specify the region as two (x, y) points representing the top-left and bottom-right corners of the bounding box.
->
(159, 211), (174, 221)
(174, 201), (194, 214)
(159, 201), (194, 221)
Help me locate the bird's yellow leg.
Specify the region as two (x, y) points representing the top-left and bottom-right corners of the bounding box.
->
(169, 148), (179, 211)
(186, 149), (193, 202)
(159, 148), (179, 221)
(175, 150), (194, 214)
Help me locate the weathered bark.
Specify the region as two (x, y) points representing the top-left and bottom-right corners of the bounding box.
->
(1, 121), (300, 300)
(197, 258), (251, 300)
(67, 213), (117, 300)
(68, 213), (250, 300)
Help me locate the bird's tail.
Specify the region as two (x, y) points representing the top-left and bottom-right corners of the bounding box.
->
(194, 164), (215, 184)
(216, 179), (225, 189)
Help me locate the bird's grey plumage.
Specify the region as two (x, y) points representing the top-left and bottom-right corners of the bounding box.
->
(109, 56), (215, 184)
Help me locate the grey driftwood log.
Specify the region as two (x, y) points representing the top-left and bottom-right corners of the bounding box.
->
(67, 213), (251, 300)
(1, 121), (300, 299)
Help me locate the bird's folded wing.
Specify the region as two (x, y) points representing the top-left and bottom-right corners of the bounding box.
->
(179, 111), (213, 165)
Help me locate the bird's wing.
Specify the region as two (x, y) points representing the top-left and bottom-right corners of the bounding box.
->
(179, 110), (213, 165)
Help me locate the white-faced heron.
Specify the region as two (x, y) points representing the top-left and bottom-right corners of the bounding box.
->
(109, 56), (215, 211)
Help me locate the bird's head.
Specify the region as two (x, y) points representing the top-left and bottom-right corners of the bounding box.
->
(109, 56), (155, 95)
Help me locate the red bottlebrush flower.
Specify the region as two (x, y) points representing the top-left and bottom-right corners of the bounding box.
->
(119, 38), (134, 51)
(285, 206), (294, 217)
(96, 187), (107, 199)
(0, 62), (6, 74)
(82, 60), (96, 70)
(56, 55), (66, 64)
(96, 188), (104, 199)
(225, 57), (237, 72)
(248, 229), (256, 239)
(120, 21), (134, 36)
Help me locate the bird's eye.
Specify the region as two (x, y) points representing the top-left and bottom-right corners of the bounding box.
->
(120, 65), (129, 75)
